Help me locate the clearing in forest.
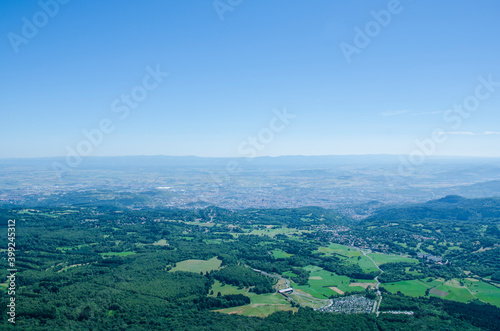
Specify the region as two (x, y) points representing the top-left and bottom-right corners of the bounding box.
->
(170, 256), (222, 273)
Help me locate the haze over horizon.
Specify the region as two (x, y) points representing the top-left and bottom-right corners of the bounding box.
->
(3, 153), (500, 161)
(2, 0), (500, 159)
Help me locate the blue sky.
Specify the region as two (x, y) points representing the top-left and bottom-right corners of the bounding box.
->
(1, 0), (500, 158)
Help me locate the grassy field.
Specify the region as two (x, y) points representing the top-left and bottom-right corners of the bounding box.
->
(346, 255), (379, 273)
(367, 253), (418, 265)
(215, 294), (297, 317)
(432, 279), (475, 302)
(316, 244), (416, 274)
(292, 266), (367, 299)
(383, 279), (433, 297)
(404, 266), (423, 277)
(282, 271), (298, 278)
(383, 277), (500, 307)
(211, 281), (297, 317)
(272, 249), (293, 259)
(462, 279), (500, 306)
(210, 280), (246, 296)
(317, 243), (362, 257)
(170, 256), (222, 273)
(303, 265), (323, 273)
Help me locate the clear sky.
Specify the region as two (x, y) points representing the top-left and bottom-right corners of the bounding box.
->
(1, 0), (500, 158)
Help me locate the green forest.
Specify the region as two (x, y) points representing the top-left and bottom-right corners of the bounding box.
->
(0, 199), (499, 330)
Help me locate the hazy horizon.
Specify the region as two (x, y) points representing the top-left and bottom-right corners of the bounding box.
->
(2, 153), (500, 161)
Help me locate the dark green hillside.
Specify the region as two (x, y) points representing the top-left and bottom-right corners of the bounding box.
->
(363, 196), (500, 222)
(1, 205), (499, 330)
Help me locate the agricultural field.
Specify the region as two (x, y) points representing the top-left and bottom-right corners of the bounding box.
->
(316, 243), (362, 258)
(431, 279), (475, 302)
(367, 253), (418, 265)
(383, 277), (500, 307)
(465, 280), (500, 306)
(315, 243), (413, 274)
(383, 279), (433, 297)
(346, 255), (379, 273)
(170, 256), (222, 273)
(292, 266), (369, 299)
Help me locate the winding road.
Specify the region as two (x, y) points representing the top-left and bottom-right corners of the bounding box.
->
(361, 250), (383, 316)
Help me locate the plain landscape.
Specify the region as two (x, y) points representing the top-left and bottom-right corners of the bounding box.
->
(1, 155), (500, 330)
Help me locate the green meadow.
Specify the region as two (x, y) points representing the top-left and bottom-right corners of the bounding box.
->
(317, 243), (362, 257)
(462, 279), (500, 306)
(170, 256), (222, 273)
(383, 277), (500, 307)
(272, 249), (293, 259)
(383, 279), (432, 297)
(367, 253), (418, 265)
(292, 266), (368, 299)
(346, 255), (379, 273)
